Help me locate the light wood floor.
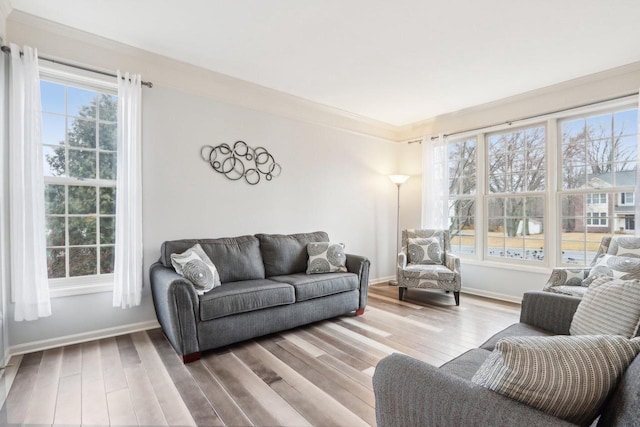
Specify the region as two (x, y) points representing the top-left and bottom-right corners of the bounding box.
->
(0, 284), (520, 426)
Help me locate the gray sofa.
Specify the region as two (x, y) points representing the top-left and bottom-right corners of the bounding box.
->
(150, 231), (370, 362)
(373, 291), (640, 426)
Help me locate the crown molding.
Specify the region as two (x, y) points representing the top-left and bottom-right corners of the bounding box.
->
(0, 0), (12, 40)
(396, 60), (640, 141)
(6, 10), (401, 142)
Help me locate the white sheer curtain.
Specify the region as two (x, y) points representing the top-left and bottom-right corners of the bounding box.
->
(636, 91), (640, 237)
(113, 71), (143, 308)
(9, 44), (51, 321)
(421, 133), (449, 229)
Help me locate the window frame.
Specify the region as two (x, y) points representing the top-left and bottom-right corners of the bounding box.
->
(39, 66), (118, 298)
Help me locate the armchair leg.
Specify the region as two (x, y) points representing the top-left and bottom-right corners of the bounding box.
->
(399, 287), (405, 300)
(454, 291), (460, 306)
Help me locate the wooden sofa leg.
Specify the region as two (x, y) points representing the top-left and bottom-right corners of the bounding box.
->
(454, 292), (460, 306)
(182, 352), (201, 364)
(399, 287), (405, 300)
(355, 308), (365, 316)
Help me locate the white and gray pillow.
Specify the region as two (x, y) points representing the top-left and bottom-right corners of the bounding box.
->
(607, 237), (640, 258)
(171, 243), (221, 294)
(582, 254), (640, 286)
(306, 242), (347, 274)
(570, 277), (640, 338)
(407, 237), (443, 265)
(472, 335), (640, 426)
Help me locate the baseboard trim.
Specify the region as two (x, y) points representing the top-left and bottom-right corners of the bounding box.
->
(369, 276), (394, 286)
(9, 320), (160, 356)
(461, 287), (523, 304)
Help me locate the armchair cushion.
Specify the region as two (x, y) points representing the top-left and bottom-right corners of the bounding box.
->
(401, 263), (455, 281)
(570, 277), (640, 338)
(583, 254), (640, 285)
(407, 237), (443, 264)
(472, 335), (640, 426)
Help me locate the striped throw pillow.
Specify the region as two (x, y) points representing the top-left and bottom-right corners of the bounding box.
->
(472, 335), (640, 426)
(570, 277), (640, 338)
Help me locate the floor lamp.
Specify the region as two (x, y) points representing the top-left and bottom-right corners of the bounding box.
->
(388, 174), (410, 285)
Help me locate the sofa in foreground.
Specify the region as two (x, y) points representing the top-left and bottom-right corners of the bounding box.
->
(373, 291), (640, 426)
(150, 231), (370, 362)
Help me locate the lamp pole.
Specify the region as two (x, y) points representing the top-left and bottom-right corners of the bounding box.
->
(388, 175), (410, 285)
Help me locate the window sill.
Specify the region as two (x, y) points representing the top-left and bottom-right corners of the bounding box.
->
(457, 257), (553, 275)
(49, 276), (113, 298)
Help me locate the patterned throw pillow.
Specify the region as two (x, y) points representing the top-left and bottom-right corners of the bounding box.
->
(570, 277), (640, 338)
(306, 242), (347, 274)
(407, 237), (442, 265)
(582, 254), (640, 286)
(472, 335), (640, 426)
(607, 237), (640, 258)
(171, 243), (221, 294)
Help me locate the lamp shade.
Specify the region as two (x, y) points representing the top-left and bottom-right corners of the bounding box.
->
(389, 174), (410, 185)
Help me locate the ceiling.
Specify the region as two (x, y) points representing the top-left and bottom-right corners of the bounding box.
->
(8, 0), (640, 126)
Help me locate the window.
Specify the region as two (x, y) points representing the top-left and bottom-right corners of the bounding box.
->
(486, 125), (546, 262)
(620, 192), (635, 205)
(41, 78), (118, 286)
(560, 109), (637, 264)
(438, 102), (638, 268)
(586, 193), (607, 204)
(447, 138), (477, 255)
(586, 212), (608, 226)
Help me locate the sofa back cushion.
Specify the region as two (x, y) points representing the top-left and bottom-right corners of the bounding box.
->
(256, 232), (329, 277)
(161, 236), (265, 283)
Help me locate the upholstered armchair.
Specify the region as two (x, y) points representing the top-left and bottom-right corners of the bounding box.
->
(397, 229), (461, 305)
(544, 236), (640, 297)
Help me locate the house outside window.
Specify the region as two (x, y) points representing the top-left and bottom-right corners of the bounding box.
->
(620, 192), (635, 205)
(41, 70), (118, 292)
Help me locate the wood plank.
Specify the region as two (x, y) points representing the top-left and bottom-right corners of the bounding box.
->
(106, 388), (138, 426)
(54, 373), (81, 425)
(131, 331), (196, 427)
(296, 329), (371, 371)
(147, 328), (223, 426)
(261, 337), (376, 426)
(0, 352), (42, 424)
(280, 330), (326, 357)
(99, 337), (128, 393)
(306, 324), (384, 365)
(116, 334), (141, 367)
(185, 359), (251, 426)
(60, 343), (82, 377)
(81, 341), (110, 425)
(124, 365), (168, 426)
(250, 341), (369, 427)
(23, 347), (63, 425)
(0, 354), (23, 413)
(337, 315), (392, 337)
(204, 351), (311, 427)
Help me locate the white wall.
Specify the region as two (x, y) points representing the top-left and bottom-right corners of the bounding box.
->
(4, 14), (401, 348)
(0, 35), (9, 362)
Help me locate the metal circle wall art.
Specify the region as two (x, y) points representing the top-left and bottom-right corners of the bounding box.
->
(201, 141), (281, 185)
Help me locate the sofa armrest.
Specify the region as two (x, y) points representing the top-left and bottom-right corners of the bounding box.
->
(149, 262), (200, 357)
(520, 291), (582, 335)
(346, 254), (370, 310)
(373, 353), (576, 427)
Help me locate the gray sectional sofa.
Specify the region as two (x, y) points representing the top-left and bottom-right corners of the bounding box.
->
(373, 291), (640, 426)
(150, 231), (370, 362)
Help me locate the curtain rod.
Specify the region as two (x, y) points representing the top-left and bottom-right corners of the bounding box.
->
(1, 45), (153, 88)
(407, 91), (639, 144)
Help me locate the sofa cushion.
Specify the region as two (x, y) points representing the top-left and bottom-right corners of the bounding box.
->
(439, 348), (492, 381)
(161, 236), (265, 283)
(256, 232), (329, 277)
(480, 323), (555, 351)
(401, 263), (455, 281)
(570, 277), (640, 338)
(199, 279), (294, 321)
(472, 335), (640, 426)
(270, 272), (358, 302)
